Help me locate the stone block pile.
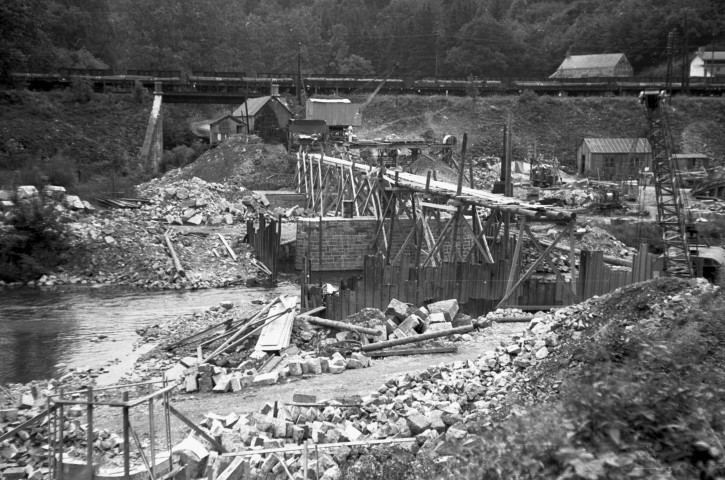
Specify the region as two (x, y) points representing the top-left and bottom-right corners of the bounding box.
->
(384, 299), (469, 339)
(166, 348), (374, 395)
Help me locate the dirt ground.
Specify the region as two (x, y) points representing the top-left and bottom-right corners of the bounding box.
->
(92, 322), (522, 449)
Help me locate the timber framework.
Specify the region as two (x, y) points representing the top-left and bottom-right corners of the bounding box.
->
(296, 151), (579, 309)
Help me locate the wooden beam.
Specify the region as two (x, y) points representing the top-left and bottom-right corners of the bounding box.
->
(168, 405), (228, 453)
(217, 233), (237, 261)
(500, 217), (527, 307)
(366, 346), (458, 357)
(496, 222), (569, 309)
(163, 233), (185, 278)
(524, 223), (576, 302)
(420, 214), (456, 268)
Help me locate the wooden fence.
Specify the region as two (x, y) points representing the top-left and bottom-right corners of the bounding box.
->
(247, 214), (281, 282)
(304, 246), (660, 320)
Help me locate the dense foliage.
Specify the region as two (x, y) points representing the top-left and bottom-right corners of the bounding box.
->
(2, 0), (725, 81)
(0, 198), (70, 282)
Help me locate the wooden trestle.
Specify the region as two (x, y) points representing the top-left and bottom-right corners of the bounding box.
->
(297, 151), (580, 305)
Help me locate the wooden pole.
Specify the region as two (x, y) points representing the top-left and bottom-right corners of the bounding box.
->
(58, 388), (65, 480)
(86, 387), (93, 480)
(569, 219), (578, 300)
(501, 217), (527, 307)
(218, 233), (237, 261)
(149, 397), (156, 477)
(366, 346), (458, 357)
(301, 316), (382, 336)
(361, 325), (473, 352)
(129, 424), (157, 480)
(168, 405), (228, 453)
(123, 391), (130, 480)
(164, 233), (185, 277)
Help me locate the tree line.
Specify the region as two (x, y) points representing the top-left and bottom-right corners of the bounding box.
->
(2, 0), (724, 83)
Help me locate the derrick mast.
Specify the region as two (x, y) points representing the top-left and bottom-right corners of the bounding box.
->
(639, 90), (693, 277)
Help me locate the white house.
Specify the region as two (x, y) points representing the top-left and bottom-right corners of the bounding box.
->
(690, 48), (725, 77)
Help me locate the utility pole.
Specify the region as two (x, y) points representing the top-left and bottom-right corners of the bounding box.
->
(297, 42), (302, 104)
(681, 11), (690, 95)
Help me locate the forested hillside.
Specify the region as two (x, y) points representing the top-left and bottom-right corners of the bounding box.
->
(2, 0), (724, 82)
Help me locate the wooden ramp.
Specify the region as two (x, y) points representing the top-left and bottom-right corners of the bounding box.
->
(255, 295), (298, 352)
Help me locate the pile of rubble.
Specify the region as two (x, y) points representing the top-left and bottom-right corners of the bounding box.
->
(0, 179), (283, 289)
(147, 297), (473, 394)
(538, 187), (594, 207)
(171, 277), (718, 479)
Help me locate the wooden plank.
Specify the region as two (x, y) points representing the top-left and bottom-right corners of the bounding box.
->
(256, 296), (298, 351)
(168, 405), (227, 453)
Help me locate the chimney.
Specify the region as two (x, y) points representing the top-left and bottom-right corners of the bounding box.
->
(270, 84), (280, 96)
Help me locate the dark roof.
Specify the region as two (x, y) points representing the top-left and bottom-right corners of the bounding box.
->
(190, 114), (245, 138)
(209, 114), (245, 126)
(233, 96), (291, 117)
(695, 51), (725, 62)
(582, 138), (651, 154)
(557, 54), (628, 70)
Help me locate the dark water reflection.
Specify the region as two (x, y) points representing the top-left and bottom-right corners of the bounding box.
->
(0, 284), (293, 384)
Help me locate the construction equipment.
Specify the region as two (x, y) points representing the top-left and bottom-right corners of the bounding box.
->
(355, 63), (399, 117)
(529, 155), (561, 187)
(639, 90), (693, 277)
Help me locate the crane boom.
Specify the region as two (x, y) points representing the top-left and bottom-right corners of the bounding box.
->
(639, 90), (693, 277)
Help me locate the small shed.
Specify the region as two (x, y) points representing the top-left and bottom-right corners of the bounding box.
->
(689, 49), (725, 77)
(305, 99), (362, 128)
(233, 96), (292, 140)
(577, 138), (652, 180)
(550, 53), (633, 78)
(672, 153), (709, 171)
(209, 115), (246, 145)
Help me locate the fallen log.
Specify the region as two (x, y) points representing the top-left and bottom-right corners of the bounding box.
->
(361, 325), (473, 352)
(489, 315), (535, 323)
(164, 233), (185, 277)
(365, 346), (458, 358)
(300, 316), (382, 336)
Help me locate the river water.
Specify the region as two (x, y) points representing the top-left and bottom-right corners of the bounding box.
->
(0, 283), (297, 385)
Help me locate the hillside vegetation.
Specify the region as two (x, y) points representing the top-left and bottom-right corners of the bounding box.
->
(360, 94), (725, 170)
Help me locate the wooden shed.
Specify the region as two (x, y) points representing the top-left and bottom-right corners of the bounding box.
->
(305, 99), (362, 128)
(209, 115), (246, 145)
(551, 53), (633, 78)
(577, 138), (651, 180)
(672, 153), (709, 171)
(233, 96), (292, 141)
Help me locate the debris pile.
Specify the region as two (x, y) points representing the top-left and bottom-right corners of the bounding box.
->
(139, 297), (473, 394)
(173, 277), (719, 479)
(135, 177), (247, 226)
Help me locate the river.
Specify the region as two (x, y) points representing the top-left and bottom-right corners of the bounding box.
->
(0, 283), (298, 385)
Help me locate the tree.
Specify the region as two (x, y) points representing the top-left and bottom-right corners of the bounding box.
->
(338, 54), (376, 75)
(0, 0), (54, 82)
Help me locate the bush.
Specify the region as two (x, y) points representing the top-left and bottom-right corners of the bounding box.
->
(159, 144), (200, 173)
(0, 197), (70, 282)
(67, 77), (93, 103)
(44, 153), (77, 189)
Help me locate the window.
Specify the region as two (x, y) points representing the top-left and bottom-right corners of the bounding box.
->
(604, 157), (615, 170)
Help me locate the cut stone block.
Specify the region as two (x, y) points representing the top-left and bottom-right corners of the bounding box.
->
(426, 299), (459, 322)
(426, 322), (453, 332)
(253, 372), (280, 386)
(385, 299), (410, 321)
